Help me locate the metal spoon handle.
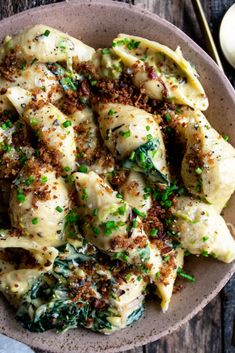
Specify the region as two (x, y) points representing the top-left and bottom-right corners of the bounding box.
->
(191, 0), (224, 71)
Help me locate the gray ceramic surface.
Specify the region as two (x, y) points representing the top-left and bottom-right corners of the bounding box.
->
(0, 1), (234, 353)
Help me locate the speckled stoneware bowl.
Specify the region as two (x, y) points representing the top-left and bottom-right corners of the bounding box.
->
(0, 1), (235, 353)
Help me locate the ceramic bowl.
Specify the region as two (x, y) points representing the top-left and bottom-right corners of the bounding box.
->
(0, 1), (234, 353)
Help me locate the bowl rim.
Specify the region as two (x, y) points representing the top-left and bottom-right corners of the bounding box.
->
(0, 2), (235, 352)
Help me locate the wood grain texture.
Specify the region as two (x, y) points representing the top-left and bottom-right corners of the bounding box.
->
(144, 296), (222, 353)
(0, 1), (234, 353)
(222, 275), (235, 353)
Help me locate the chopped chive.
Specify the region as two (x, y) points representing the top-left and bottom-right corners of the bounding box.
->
(43, 29), (50, 37)
(25, 176), (35, 186)
(108, 109), (116, 116)
(140, 151), (146, 163)
(155, 271), (161, 279)
(79, 165), (88, 173)
(92, 227), (100, 235)
(30, 118), (38, 126)
(201, 250), (209, 257)
(6, 120), (13, 128)
(223, 135), (229, 141)
(64, 166), (71, 172)
(132, 219), (138, 228)
(118, 204), (126, 215)
(146, 125), (150, 131)
(122, 253), (129, 261)
(177, 267), (195, 282)
(41, 176), (48, 183)
(161, 199), (172, 208)
(163, 255), (170, 262)
(195, 167), (203, 175)
(137, 275), (142, 281)
(102, 48), (110, 55)
(140, 54), (148, 62)
(63, 120), (72, 128)
(32, 217), (38, 225)
(66, 175), (74, 185)
(121, 130), (131, 138)
(132, 208), (146, 218)
(116, 193), (123, 199)
(127, 39), (140, 50)
(165, 113), (171, 122)
(92, 208), (98, 216)
(103, 220), (118, 235)
(125, 273), (132, 281)
(66, 211), (79, 223)
(146, 134), (153, 141)
(91, 80), (97, 86)
(76, 152), (84, 158)
(81, 188), (88, 201)
(202, 236), (209, 242)
(17, 190), (26, 203)
(149, 228), (158, 237)
(144, 186), (152, 193)
(129, 151), (136, 161)
(19, 153), (27, 165)
(1, 123), (7, 130)
(56, 206), (63, 213)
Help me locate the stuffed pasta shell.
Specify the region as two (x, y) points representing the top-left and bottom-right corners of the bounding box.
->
(6, 87), (77, 171)
(112, 34), (208, 110)
(0, 229), (58, 306)
(172, 196), (235, 263)
(0, 62), (62, 113)
(74, 171), (162, 276)
(169, 107), (235, 213)
(74, 171), (151, 263)
(96, 102), (169, 184)
(9, 159), (70, 246)
(0, 25), (95, 68)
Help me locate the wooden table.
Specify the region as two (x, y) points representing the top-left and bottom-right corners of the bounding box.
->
(0, 1), (235, 353)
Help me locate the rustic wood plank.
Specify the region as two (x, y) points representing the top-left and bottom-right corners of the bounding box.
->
(133, 0), (203, 46)
(144, 296), (222, 353)
(209, 0), (235, 88)
(0, 0), (62, 20)
(222, 275), (235, 353)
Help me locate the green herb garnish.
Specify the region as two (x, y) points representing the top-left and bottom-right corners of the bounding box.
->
(32, 217), (39, 225)
(63, 121), (72, 128)
(43, 29), (50, 37)
(102, 48), (110, 55)
(25, 176), (35, 186)
(17, 190), (26, 203)
(132, 208), (146, 218)
(56, 206), (63, 213)
(177, 267), (195, 282)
